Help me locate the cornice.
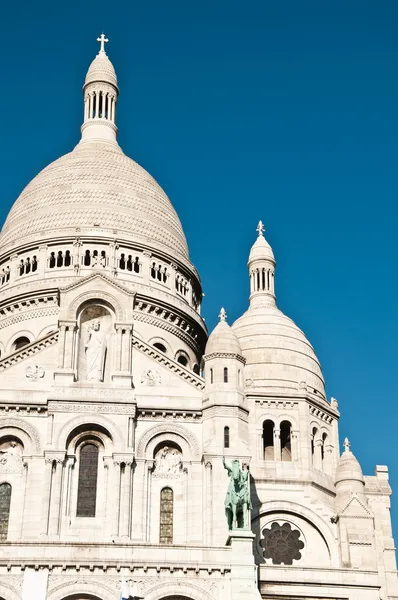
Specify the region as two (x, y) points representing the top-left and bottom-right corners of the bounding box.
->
(0, 331), (59, 371)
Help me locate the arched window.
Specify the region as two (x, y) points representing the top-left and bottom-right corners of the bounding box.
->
(210, 368), (213, 384)
(311, 427), (317, 464)
(159, 487), (173, 544)
(263, 420), (274, 460)
(224, 367), (228, 383)
(280, 421), (292, 462)
(176, 354), (188, 367)
(321, 432), (327, 463)
(12, 336), (30, 352)
(76, 443), (99, 517)
(224, 426), (230, 449)
(0, 483), (12, 541)
(153, 342), (167, 354)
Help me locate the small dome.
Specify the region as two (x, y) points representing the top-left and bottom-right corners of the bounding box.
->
(205, 309), (242, 356)
(249, 232), (275, 264)
(232, 304), (325, 398)
(335, 439), (364, 485)
(85, 51), (118, 89)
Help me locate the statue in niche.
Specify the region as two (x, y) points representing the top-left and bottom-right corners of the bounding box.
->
(85, 319), (107, 382)
(154, 446), (183, 477)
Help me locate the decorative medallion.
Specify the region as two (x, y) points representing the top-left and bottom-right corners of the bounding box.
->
(25, 365), (45, 380)
(260, 522), (304, 565)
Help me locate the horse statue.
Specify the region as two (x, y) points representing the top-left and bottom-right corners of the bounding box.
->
(223, 456), (252, 530)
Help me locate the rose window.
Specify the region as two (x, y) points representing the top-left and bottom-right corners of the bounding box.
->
(260, 522), (304, 565)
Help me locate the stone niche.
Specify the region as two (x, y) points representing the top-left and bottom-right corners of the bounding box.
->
(78, 304), (113, 383)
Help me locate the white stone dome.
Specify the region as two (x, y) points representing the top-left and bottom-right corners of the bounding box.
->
(232, 304), (325, 397)
(249, 232), (275, 263)
(205, 315), (242, 356)
(335, 441), (364, 485)
(0, 140), (189, 260)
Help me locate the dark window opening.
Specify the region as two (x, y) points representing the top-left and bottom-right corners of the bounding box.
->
(263, 420), (275, 460)
(153, 342), (167, 354)
(224, 426), (230, 449)
(223, 367), (228, 383)
(280, 421), (292, 462)
(76, 443), (99, 517)
(0, 483), (12, 541)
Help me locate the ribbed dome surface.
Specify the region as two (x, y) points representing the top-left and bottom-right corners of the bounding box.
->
(205, 319), (242, 356)
(335, 448), (364, 485)
(85, 52), (118, 88)
(0, 140), (189, 259)
(232, 304), (325, 398)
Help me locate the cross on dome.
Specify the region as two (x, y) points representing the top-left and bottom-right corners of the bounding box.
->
(343, 438), (351, 452)
(97, 33), (109, 54)
(219, 307), (227, 322)
(256, 220), (265, 237)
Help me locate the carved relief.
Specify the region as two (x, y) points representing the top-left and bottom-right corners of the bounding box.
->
(141, 369), (161, 386)
(0, 440), (24, 473)
(153, 445), (183, 478)
(25, 365), (45, 380)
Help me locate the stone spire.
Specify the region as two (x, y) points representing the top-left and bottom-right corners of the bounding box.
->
(248, 221), (276, 308)
(81, 34), (119, 143)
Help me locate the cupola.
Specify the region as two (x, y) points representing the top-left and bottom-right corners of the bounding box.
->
(335, 438), (366, 509)
(248, 221), (276, 308)
(81, 34), (119, 143)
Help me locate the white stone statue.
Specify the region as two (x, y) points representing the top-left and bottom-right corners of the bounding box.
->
(84, 319), (106, 382)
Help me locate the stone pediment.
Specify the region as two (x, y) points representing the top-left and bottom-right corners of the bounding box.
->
(0, 330), (58, 373)
(59, 272), (135, 323)
(60, 271), (135, 297)
(340, 494), (373, 519)
(133, 335), (204, 394)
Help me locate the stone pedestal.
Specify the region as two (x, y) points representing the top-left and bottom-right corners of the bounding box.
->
(227, 529), (261, 600)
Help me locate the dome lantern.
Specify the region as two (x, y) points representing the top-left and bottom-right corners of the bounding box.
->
(248, 221), (276, 308)
(81, 34), (119, 143)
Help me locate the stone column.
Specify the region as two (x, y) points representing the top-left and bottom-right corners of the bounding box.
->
(57, 325), (67, 369)
(121, 326), (132, 373)
(64, 323), (76, 371)
(64, 456), (76, 518)
(291, 429), (299, 462)
(273, 428), (281, 461)
(323, 443), (334, 475)
(114, 326), (123, 372)
(119, 460), (133, 539)
(111, 460), (122, 538)
(256, 428), (263, 460)
(314, 437), (323, 470)
(48, 457), (65, 537)
(205, 461), (213, 545)
(40, 458), (54, 537)
(144, 460), (154, 541)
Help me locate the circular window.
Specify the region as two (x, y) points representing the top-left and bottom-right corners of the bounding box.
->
(260, 522), (304, 565)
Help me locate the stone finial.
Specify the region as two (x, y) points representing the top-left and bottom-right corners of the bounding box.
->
(97, 33), (109, 54)
(256, 220), (265, 237)
(343, 438), (351, 452)
(219, 307), (227, 322)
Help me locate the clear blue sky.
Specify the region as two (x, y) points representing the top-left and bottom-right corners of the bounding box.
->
(1, 1), (398, 532)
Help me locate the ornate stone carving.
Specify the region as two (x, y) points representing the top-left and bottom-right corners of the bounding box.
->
(25, 365), (45, 380)
(48, 401), (136, 415)
(153, 445), (183, 478)
(0, 331), (58, 372)
(0, 440), (24, 473)
(141, 369), (161, 386)
(136, 423), (200, 458)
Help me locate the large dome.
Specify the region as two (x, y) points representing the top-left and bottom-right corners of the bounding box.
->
(232, 304), (325, 398)
(0, 139), (189, 260)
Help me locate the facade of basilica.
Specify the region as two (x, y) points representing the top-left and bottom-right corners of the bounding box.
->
(0, 37), (397, 600)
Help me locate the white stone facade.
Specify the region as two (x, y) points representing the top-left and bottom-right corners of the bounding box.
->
(0, 37), (396, 600)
